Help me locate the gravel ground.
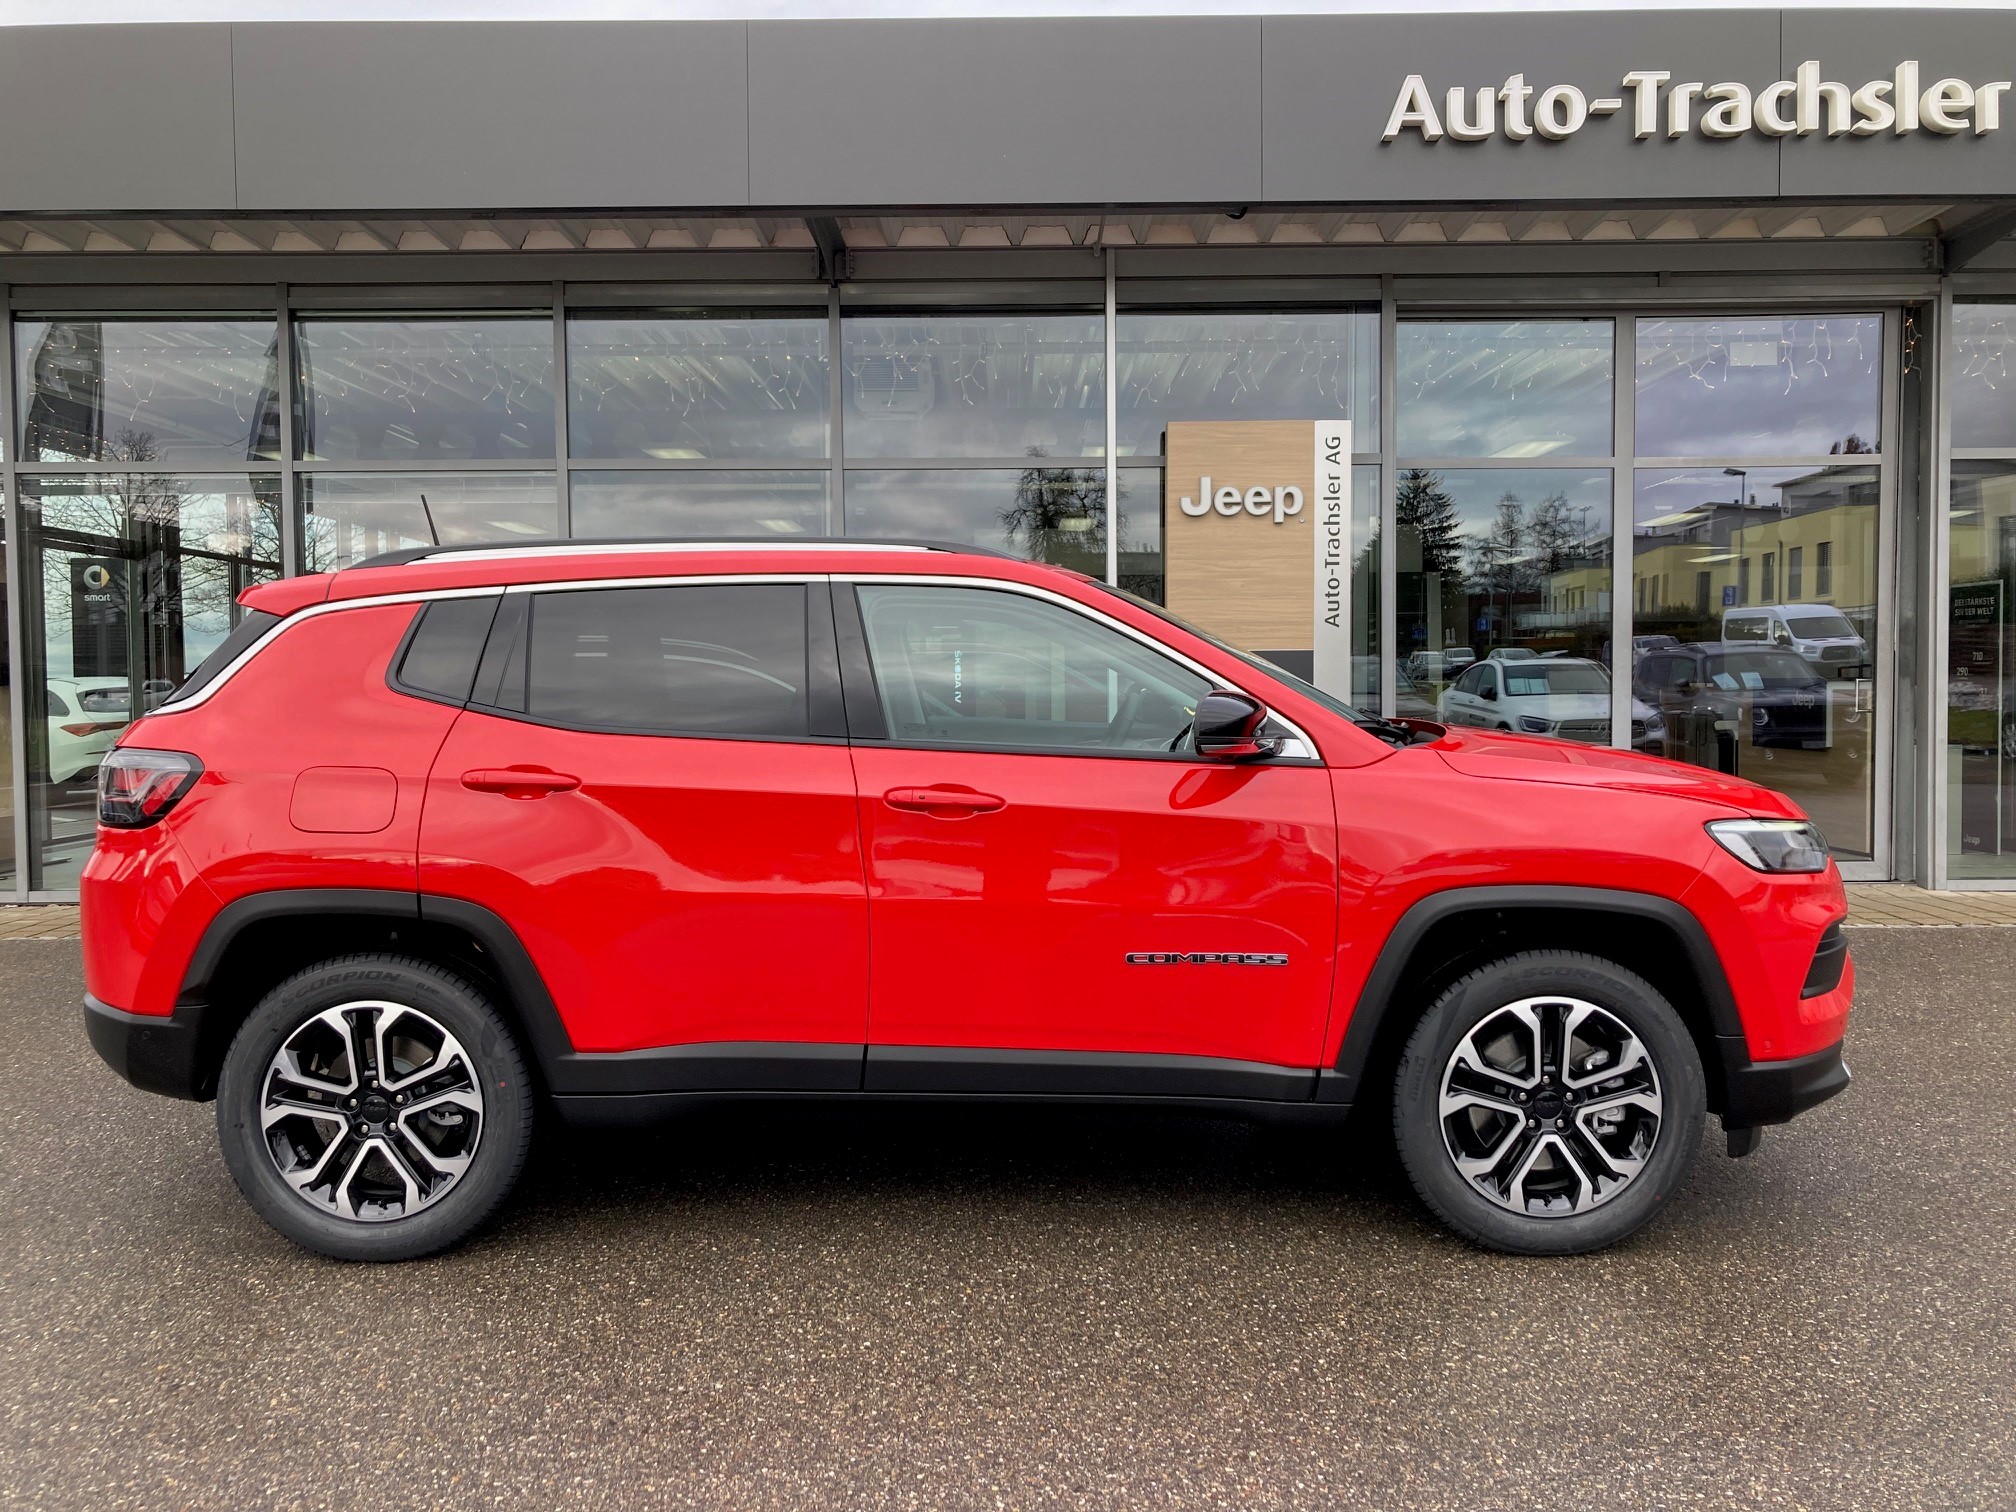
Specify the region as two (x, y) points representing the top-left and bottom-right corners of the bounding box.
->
(1, 931), (2011, 1511)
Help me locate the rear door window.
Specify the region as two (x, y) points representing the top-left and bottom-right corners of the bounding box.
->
(520, 584), (809, 737)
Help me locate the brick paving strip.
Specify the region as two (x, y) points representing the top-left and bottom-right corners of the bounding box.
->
(0, 885), (2012, 940)
(0, 907), (82, 940)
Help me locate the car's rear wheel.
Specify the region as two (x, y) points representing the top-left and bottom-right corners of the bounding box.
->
(1392, 950), (1705, 1255)
(216, 954), (533, 1262)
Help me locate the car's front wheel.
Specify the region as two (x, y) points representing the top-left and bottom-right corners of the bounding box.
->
(216, 954), (533, 1262)
(1392, 950), (1705, 1255)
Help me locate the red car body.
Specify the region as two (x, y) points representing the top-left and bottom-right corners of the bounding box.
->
(82, 542), (1850, 1154)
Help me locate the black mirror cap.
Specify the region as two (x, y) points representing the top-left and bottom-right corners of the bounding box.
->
(1193, 689), (1282, 760)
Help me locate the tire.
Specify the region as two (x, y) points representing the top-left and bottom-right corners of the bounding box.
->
(216, 954), (534, 1262)
(1392, 950), (1705, 1256)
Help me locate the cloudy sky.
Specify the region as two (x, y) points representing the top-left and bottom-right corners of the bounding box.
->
(4, 0), (2011, 20)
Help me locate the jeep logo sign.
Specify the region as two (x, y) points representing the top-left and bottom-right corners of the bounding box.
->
(1383, 61), (2012, 144)
(1177, 478), (1304, 525)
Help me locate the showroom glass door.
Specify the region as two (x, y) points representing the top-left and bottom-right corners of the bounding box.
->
(1628, 313), (1894, 876)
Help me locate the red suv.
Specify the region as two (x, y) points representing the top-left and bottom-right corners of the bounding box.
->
(81, 540), (1852, 1261)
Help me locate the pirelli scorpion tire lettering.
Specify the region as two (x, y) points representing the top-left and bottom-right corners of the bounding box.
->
(1392, 949), (1707, 1257)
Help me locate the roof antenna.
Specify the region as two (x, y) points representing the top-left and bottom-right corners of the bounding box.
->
(418, 492), (441, 546)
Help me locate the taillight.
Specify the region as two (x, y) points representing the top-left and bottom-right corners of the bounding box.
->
(97, 748), (203, 828)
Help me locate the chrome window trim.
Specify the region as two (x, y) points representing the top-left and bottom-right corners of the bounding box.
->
(838, 572), (1322, 760)
(147, 573), (837, 715)
(146, 567), (1322, 759)
(147, 586), (508, 715)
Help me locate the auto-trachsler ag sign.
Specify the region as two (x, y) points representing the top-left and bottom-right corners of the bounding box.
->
(1384, 62), (2011, 142)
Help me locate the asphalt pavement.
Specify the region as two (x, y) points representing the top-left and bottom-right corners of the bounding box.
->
(2, 931), (2011, 1510)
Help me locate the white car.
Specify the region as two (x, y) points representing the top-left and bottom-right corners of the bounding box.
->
(45, 677), (138, 785)
(1720, 604), (1868, 676)
(1437, 656), (1665, 751)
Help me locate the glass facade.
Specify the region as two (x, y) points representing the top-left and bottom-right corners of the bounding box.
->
(295, 316), (556, 462)
(0, 286), (1997, 890)
(1395, 320), (1616, 730)
(568, 311), (829, 460)
(841, 313), (1105, 459)
(18, 472), (280, 889)
(1948, 303), (2016, 879)
(1397, 321), (1613, 459)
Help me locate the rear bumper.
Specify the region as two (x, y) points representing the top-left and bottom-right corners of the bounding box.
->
(1719, 1037), (1850, 1130)
(83, 993), (209, 1100)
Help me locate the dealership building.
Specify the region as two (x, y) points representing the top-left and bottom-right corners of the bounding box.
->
(2, 6), (2015, 895)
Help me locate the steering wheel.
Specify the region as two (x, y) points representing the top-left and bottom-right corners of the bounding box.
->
(1105, 682), (1149, 747)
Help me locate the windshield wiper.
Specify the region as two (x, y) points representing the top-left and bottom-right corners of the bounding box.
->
(1354, 714), (1432, 747)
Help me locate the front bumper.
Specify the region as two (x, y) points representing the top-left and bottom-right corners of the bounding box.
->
(1718, 1037), (1850, 1152)
(84, 993), (210, 1100)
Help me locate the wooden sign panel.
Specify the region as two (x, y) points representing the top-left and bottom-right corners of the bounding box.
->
(1163, 420), (1351, 685)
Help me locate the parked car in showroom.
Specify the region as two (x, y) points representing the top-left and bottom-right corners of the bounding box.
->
(1437, 656), (1667, 752)
(82, 540), (1850, 1262)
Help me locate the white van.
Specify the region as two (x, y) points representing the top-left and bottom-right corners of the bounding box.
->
(1720, 603), (1868, 674)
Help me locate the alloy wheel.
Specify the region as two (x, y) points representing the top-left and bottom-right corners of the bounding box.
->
(1437, 995), (1663, 1217)
(258, 1001), (485, 1222)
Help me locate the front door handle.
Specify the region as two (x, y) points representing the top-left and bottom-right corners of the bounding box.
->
(461, 767), (581, 798)
(883, 785), (1006, 818)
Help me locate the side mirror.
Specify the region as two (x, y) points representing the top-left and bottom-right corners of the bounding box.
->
(1479, 684), (1497, 701)
(1192, 689), (1282, 760)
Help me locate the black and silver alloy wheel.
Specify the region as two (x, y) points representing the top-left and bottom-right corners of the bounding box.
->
(1393, 950), (1705, 1256)
(1438, 995), (1663, 1217)
(218, 955), (532, 1262)
(260, 1001), (484, 1222)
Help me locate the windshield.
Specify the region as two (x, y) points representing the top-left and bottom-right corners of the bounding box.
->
(1503, 663), (1610, 696)
(1786, 613), (1857, 640)
(1091, 584), (1378, 726)
(1704, 650), (1816, 689)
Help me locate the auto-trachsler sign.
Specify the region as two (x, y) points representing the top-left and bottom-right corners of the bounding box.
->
(1383, 62), (2011, 143)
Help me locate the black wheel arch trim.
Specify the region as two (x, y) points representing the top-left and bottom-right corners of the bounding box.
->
(130, 882), (1800, 1125)
(1320, 884), (1748, 1107)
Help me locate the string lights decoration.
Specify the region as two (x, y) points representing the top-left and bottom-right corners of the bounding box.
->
(1952, 304), (2013, 412)
(296, 317), (556, 460)
(19, 319), (281, 465)
(1115, 313), (1368, 429)
(842, 315), (1105, 455)
(1400, 320), (1613, 409)
(1635, 316), (1877, 405)
(569, 315), (828, 457)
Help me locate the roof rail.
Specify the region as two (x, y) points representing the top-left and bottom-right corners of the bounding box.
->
(352, 536), (1014, 569)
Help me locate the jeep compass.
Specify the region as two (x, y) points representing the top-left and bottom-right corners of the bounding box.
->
(81, 539), (1852, 1261)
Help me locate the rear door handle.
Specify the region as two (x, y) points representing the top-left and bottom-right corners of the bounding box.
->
(883, 785), (1006, 817)
(461, 767), (581, 798)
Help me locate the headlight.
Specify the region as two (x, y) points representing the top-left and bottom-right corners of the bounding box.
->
(1517, 716), (1552, 733)
(1642, 713), (1665, 733)
(1706, 818), (1830, 873)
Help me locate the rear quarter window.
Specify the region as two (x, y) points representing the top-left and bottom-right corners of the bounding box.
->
(393, 596), (503, 705)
